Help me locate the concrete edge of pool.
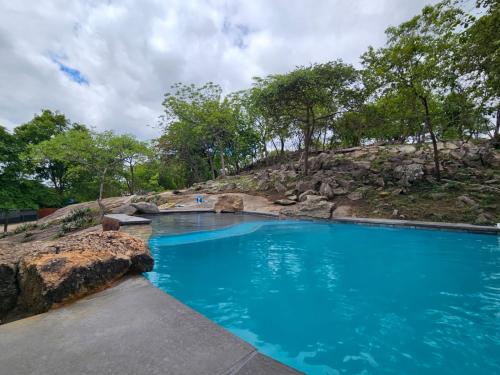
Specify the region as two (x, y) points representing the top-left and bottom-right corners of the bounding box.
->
(0, 275), (302, 375)
(156, 208), (500, 235)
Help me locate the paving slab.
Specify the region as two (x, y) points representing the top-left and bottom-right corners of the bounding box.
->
(104, 213), (152, 225)
(235, 354), (300, 375)
(0, 276), (301, 375)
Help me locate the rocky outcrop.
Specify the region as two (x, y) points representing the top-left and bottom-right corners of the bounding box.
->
(0, 261), (18, 316)
(281, 195), (335, 219)
(131, 202), (160, 214)
(111, 204), (138, 215)
(1, 231), (153, 322)
(214, 195), (244, 213)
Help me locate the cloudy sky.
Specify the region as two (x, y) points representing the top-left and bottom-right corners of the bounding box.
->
(0, 0), (437, 140)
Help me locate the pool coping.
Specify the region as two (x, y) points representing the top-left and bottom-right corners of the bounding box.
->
(156, 208), (500, 235)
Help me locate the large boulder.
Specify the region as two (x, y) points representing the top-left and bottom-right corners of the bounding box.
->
(393, 163), (424, 186)
(214, 195), (244, 213)
(281, 195), (335, 219)
(0, 261), (18, 316)
(131, 202), (160, 214)
(17, 231), (153, 315)
(319, 182), (335, 199)
(111, 204), (138, 215)
(296, 180), (315, 194)
(299, 190), (318, 202)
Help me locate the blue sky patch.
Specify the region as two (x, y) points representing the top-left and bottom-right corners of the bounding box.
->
(52, 58), (89, 85)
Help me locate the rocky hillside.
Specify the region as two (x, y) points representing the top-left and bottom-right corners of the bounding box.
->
(189, 140), (500, 225)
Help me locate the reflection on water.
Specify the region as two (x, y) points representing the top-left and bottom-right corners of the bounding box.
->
(147, 217), (500, 375)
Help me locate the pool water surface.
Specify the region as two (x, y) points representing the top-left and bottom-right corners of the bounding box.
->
(146, 214), (500, 374)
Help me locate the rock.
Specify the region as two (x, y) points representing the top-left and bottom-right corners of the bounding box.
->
(319, 183), (335, 199)
(458, 195), (477, 207)
(347, 191), (363, 201)
(298, 190), (318, 202)
(274, 181), (287, 194)
(111, 204), (138, 215)
(102, 216), (120, 231)
(256, 179), (270, 191)
(308, 153), (329, 172)
(475, 212), (494, 225)
(281, 195), (334, 219)
(333, 187), (348, 195)
(296, 180), (314, 194)
(331, 205), (353, 217)
(392, 209), (399, 218)
(274, 199), (297, 206)
(375, 177), (385, 187)
(393, 163), (424, 186)
(0, 261), (18, 317)
(131, 202), (160, 214)
(398, 145), (417, 154)
(17, 231), (153, 315)
(286, 195), (298, 201)
(214, 195), (244, 213)
(285, 189), (297, 196)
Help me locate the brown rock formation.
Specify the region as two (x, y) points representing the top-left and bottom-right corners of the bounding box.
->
(281, 195), (335, 219)
(214, 195), (244, 213)
(1, 231), (153, 322)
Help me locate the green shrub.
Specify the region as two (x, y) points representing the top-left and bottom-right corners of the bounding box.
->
(58, 208), (95, 235)
(13, 222), (38, 234)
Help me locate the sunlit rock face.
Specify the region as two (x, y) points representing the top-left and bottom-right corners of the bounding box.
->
(214, 195), (244, 213)
(1, 231), (153, 322)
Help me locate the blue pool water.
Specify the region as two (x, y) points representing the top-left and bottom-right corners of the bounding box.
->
(146, 216), (500, 374)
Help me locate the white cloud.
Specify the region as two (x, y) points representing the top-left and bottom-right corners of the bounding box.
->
(0, 0), (437, 140)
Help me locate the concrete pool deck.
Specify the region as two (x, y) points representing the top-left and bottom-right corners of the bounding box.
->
(0, 276), (300, 375)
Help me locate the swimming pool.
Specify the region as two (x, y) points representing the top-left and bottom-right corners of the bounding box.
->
(146, 214), (500, 374)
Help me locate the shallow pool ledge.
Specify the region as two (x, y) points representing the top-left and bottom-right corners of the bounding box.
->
(0, 276), (301, 375)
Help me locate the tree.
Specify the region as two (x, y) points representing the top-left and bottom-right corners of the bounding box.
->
(17, 110), (86, 197)
(160, 82), (258, 184)
(252, 61), (360, 174)
(362, 2), (465, 180)
(31, 129), (151, 216)
(112, 135), (152, 195)
(459, 0), (500, 137)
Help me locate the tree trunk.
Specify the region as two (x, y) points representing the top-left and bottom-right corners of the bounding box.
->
(3, 210), (8, 233)
(129, 164), (135, 195)
(220, 151), (226, 178)
(420, 96), (441, 181)
(494, 108), (500, 138)
(322, 124), (328, 151)
(207, 154), (216, 180)
(304, 108), (312, 176)
(97, 167), (108, 218)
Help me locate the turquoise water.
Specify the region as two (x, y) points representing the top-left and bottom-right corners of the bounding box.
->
(146, 217), (500, 374)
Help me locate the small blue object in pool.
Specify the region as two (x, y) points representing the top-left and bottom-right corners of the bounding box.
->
(147, 216), (500, 374)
